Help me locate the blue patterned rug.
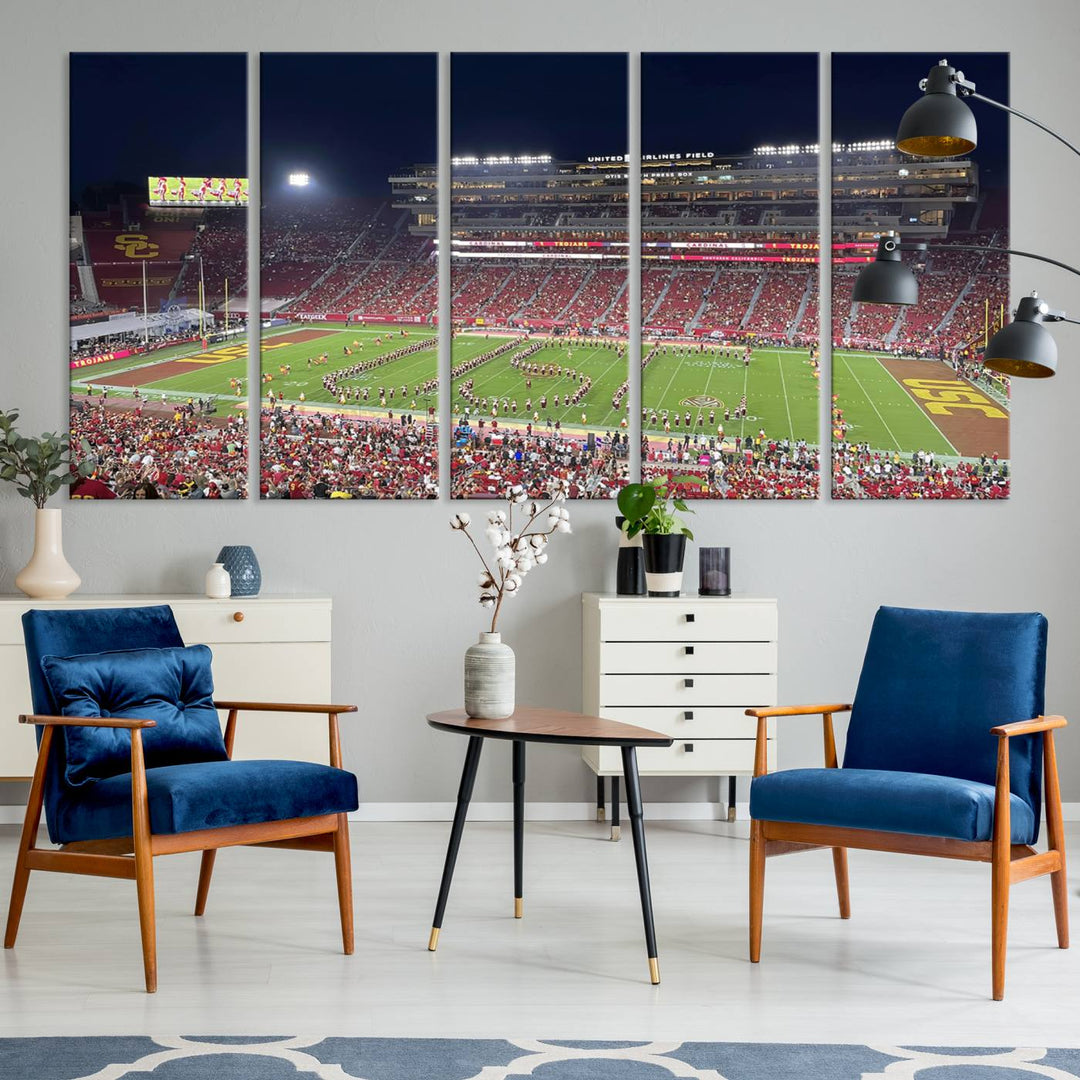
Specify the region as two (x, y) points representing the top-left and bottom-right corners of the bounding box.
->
(2, 1038), (1079, 1079)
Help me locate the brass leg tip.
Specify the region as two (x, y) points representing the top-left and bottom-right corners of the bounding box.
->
(596, 808), (606, 822)
(648, 957), (660, 984)
(514, 897), (523, 919)
(428, 927), (440, 951)
(610, 826), (621, 842)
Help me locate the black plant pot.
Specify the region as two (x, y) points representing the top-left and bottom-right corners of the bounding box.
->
(641, 533), (687, 597)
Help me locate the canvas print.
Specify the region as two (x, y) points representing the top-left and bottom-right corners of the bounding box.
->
(259, 54), (438, 499)
(832, 53), (1010, 499)
(449, 53), (630, 500)
(69, 53), (248, 499)
(641, 53), (820, 499)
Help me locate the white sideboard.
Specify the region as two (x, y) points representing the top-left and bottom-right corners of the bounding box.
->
(0, 594), (334, 781)
(582, 593), (778, 827)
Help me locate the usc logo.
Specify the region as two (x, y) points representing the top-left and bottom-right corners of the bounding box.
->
(113, 233), (160, 259)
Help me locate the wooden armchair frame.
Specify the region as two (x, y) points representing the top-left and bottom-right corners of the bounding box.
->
(4, 700), (358, 993)
(746, 703), (1069, 1001)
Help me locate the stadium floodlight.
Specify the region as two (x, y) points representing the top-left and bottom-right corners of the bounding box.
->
(288, 172), (310, 187)
(897, 59), (1080, 160)
(982, 294), (1080, 379)
(853, 234), (1080, 377)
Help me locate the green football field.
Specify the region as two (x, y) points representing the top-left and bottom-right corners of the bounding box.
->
(833, 349), (958, 456)
(642, 343), (820, 445)
(451, 334), (629, 433)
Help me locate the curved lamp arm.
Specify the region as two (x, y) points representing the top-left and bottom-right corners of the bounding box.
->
(892, 238), (1080, 282)
(965, 90), (1080, 161)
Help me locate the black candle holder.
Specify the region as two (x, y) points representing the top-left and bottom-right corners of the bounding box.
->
(698, 547), (731, 596)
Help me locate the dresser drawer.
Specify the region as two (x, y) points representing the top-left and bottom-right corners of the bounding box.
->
(172, 600), (331, 645)
(598, 705), (772, 741)
(599, 601), (777, 643)
(590, 738), (772, 775)
(600, 673), (777, 708)
(600, 640), (776, 675)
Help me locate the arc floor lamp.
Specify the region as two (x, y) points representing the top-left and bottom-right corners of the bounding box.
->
(852, 59), (1080, 378)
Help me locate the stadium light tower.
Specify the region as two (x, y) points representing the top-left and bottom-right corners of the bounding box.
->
(852, 234), (1080, 377)
(896, 59), (1080, 160)
(288, 172), (310, 187)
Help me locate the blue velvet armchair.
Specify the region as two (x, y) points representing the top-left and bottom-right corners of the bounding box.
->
(4, 605), (360, 992)
(747, 606), (1068, 1000)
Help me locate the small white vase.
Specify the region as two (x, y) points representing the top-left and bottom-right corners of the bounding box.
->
(15, 508), (81, 600)
(204, 562), (231, 599)
(464, 631), (515, 719)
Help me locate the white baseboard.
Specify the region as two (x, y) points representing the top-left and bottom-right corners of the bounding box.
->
(3, 802), (1080, 826)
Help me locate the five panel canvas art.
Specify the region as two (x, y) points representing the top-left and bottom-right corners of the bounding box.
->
(67, 52), (1010, 501)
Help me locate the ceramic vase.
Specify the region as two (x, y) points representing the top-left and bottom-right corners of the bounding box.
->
(204, 562), (231, 599)
(642, 533), (687, 597)
(615, 515), (645, 596)
(15, 508), (81, 599)
(216, 545), (261, 597)
(464, 631), (515, 719)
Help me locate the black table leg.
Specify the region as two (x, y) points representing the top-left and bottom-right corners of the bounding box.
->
(621, 745), (660, 984)
(513, 740), (525, 919)
(610, 775), (621, 841)
(429, 735), (484, 951)
(728, 775), (738, 823)
(596, 774), (606, 823)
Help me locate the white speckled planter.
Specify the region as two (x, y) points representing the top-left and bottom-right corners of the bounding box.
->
(464, 632), (515, 719)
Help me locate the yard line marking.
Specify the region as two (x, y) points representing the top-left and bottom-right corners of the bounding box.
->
(739, 361), (749, 443)
(872, 355), (960, 456)
(774, 349), (795, 441)
(840, 356), (902, 452)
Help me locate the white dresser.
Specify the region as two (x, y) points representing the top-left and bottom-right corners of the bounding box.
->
(0, 594), (334, 782)
(582, 593), (778, 830)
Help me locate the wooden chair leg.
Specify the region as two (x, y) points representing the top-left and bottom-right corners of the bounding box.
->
(4, 727), (52, 950)
(333, 813), (354, 955)
(131, 732), (157, 993)
(832, 847), (851, 919)
(1044, 731), (1070, 949)
(194, 850), (216, 917)
(749, 819), (765, 962)
(991, 737), (1011, 1001)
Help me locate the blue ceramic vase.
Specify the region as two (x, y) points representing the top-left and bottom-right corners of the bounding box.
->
(216, 545), (262, 597)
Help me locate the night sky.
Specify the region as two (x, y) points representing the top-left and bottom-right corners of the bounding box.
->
(261, 53), (436, 203)
(452, 53), (628, 160)
(833, 52), (1009, 189)
(643, 53), (818, 155)
(69, 53), (247, 209)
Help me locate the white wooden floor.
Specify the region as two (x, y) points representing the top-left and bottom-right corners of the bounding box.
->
(1, 820), (1077, 1046)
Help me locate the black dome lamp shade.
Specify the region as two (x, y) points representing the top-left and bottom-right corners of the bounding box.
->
(851, 236), (920, 306)
(896, 61), (978, 158)
(984, 294), (1061, 379)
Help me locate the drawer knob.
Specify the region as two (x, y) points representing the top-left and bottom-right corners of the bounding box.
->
(684, 645), (695, 655)
(684, 710), (694, 721)
(685, 613), (695, 623)
(684, 743), (694, 752)
(684, 678), (694, 689)
(233, 611), (245, 623)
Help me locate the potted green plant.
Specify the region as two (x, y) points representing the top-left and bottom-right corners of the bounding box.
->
(617, 476), (703, 597)
(0, 409), (87, 598)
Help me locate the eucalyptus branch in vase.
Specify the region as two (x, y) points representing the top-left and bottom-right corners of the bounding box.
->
(450, 480), (572, 634)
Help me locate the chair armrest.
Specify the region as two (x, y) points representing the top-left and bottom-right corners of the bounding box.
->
(745, 703), (852, 719)
(19, 713), (157, 729)
(990, 715), (1067, 738)
(214, 701), (358, 715)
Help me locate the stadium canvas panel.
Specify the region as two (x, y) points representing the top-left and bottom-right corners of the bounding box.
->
(831, 53), (1010, 500)
(259, 53), (438, 500)
(641, 53), (821, 500)
(450, 52), (631, 500)
(69, 53), (249, 500)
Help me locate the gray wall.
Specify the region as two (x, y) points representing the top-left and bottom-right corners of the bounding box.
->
(2, 0), (1079, 807)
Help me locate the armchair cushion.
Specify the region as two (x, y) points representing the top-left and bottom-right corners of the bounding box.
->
(41, 645), (228, 787)
(750, 767), (1037, 844)
(51, 759), (359, 843)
